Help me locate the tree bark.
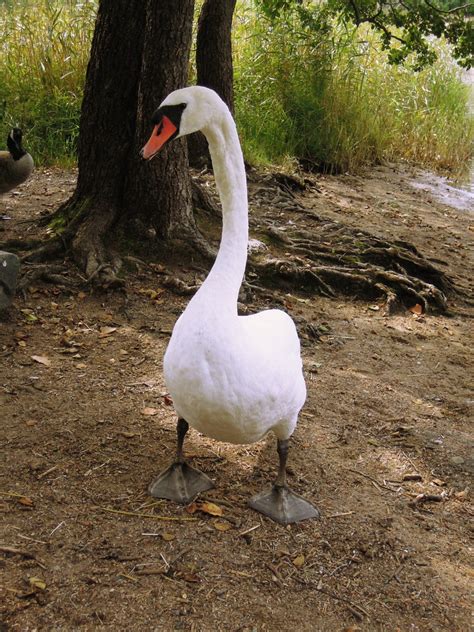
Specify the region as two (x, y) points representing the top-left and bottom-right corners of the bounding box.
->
(71, 0), (146, 276)
(196, 0), (237, 112)
(125, 0), (196, 241)
(189, 0), (237, 166)
(75, 0), (146, 203)
(35, 0), (197, 282)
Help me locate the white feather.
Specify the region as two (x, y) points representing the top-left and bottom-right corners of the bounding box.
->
(162, 87), (306, 446)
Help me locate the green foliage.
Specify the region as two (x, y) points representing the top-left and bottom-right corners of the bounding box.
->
(1, 0), (472, 178)
(234, 2), (474, 174)
(0, 0), (96, 165)
(258, 1), (474, 69)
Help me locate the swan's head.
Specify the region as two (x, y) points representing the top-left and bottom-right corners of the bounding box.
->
(141, 86), (226, 161)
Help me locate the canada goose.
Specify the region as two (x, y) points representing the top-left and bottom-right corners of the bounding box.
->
(0, 128), (34, 214)
(142, 86), (319, 525)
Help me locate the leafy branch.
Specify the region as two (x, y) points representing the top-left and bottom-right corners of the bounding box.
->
(258, 0), (474, 67)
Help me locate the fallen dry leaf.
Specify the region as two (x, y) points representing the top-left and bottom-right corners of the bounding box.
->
(99, 326), (117, 338)
(292, 554), (305, 568)
(142, 407), (158, 416)
(162, 394), (173, 406)
(186, 501), (223, 517)
(21, 309), (38, 322)
(161, 532), (175, 542)
(139, 288), (165, 301)
(213, 520), (231, 532)
(177, 571), (200, 583)
(31, 355), (51, 367)
(29, 577), (46, 591)
(198, 501), (223, 516)
(17, 496), (34, 507)
(409, 304), (423, 315)
(119, 431), (138, 439)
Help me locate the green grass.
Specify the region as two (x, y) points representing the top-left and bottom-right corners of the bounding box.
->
(1, 0), (472, 177)
(0, 0), (96, 166)
(233, 3), (474, 176)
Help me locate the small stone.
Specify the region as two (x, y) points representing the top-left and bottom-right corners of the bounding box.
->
(450, 456), (464, 466)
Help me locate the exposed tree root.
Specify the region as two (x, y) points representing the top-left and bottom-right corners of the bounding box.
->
(19, 181), (220, 289)
(252, 211), (452, 312)
(18, 264), (73, 292)
(1, 238), (43, 251)
(22, 196), (92, 265)
(176, 222), (217, 261)
(18, 197), (124, 288)
(13, 171), (454, 313)
(250, 253), (448, 313)
(160, 275), (199, 295)
(191, 178), (221, 217)
(22, 238), (65, 265)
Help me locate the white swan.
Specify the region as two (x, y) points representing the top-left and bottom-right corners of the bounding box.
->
(142, 86), (319, 524)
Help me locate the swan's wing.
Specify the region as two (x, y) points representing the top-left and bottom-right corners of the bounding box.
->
(240, 308), (302, 359)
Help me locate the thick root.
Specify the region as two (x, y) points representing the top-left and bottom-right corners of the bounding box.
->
(251, 255), (447, 313)
(254, 209), (452, 312)
(1, 238), (43, 251)
(191, 178), (221, 217)
(22, 238), (65, 264)
(18, 264), (73, 292)
(160, 275), (199, 295)
(72, 233), (124, 289)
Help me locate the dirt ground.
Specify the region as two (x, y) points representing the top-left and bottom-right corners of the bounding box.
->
(1, 164), (473, 631)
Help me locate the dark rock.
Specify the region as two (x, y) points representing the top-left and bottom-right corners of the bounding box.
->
(0, 251), (20, 311)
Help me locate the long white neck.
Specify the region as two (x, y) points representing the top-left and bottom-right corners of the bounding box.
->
(194, 110), (248, 312)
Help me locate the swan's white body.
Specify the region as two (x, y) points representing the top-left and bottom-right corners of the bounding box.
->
(162, 87), (306, 445)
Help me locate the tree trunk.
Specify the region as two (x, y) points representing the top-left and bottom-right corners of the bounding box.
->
(35, 0), (197, 282)
(125, 0), (196, 241)
(71, 0), (146, 276)
(75, 0), (145, 203)
(189, 0), (237, 166)
(196, 0), (237, 112)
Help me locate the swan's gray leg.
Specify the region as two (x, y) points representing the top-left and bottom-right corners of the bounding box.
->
(248, 438), (320, 525)
(149, 418), (214, 503)
(175, 417), (188, 463)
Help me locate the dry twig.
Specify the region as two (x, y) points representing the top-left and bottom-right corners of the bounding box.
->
(97, 506), (197, 521)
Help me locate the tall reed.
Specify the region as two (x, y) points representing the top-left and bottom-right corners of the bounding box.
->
(1, 0), (472, 175)
(233, 3), (474, 176)
(0, 0), (96, 165)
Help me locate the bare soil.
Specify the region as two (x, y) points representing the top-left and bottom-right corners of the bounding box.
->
(1, 164), (473, 631)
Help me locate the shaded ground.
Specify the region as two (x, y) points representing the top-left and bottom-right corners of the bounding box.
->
(1, 164), (473, 631)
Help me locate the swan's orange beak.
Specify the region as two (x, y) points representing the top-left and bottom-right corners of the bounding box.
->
(142, 116), (178, 160)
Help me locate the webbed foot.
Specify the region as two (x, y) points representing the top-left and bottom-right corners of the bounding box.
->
(149, 462), (214, 504)
(249, 484), (320, 525)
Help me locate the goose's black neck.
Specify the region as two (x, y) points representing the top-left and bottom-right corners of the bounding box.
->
(7, 133), (26, 161)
